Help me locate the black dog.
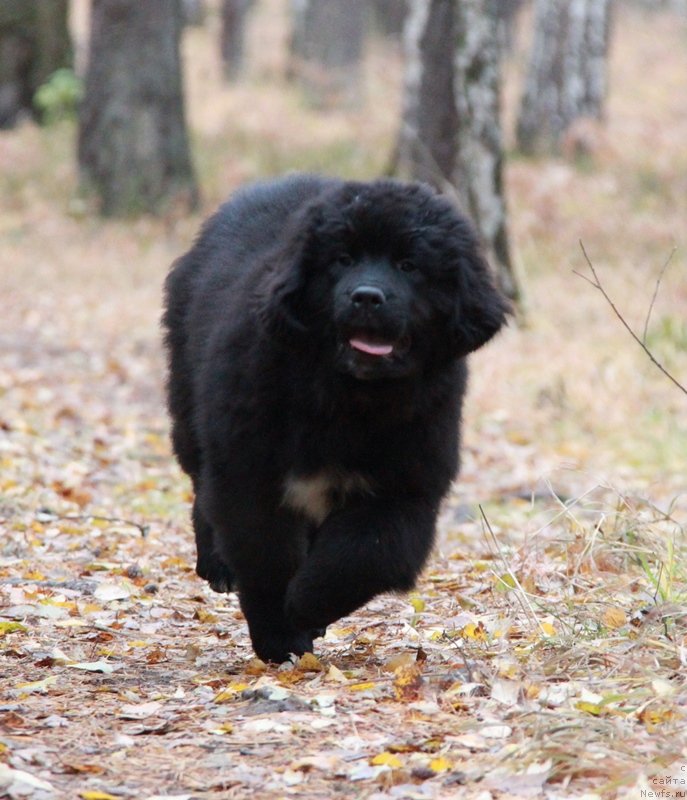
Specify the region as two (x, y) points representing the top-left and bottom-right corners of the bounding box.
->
(163, 174), (508, 663)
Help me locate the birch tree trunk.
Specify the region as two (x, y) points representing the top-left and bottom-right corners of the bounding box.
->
(394, 0), (457, 186)
(394, 0), (519, 304)
(287, 0), (365, 109)
(453, 0), (518, 302)
(77, 0), (198, 217)
(516, 0), (613, 155)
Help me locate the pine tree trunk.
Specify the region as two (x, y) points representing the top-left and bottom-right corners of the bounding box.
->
(77, 0), (198, 217)
(516, 0), (613, 155)
(287, 0), (365, 109)
(454, 0), (518, 303)
(0, 0), (71, 128)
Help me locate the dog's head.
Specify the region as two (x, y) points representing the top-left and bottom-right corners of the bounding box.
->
(258, 179), (509, 380)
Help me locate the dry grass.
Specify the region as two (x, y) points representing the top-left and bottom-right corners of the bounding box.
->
(0, 2), (686, 798)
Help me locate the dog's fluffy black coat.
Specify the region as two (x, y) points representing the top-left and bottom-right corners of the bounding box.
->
(163, 174), (508, 663)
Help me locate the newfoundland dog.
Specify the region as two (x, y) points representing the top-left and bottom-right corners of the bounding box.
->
(163, 174), (508, 663)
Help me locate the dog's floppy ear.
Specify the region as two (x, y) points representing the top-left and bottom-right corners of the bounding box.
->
(253, 208), (317, 338)
(452, 246), (510, 357)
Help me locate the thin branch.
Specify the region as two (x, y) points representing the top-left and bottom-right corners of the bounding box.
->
(643, 246), (676, 345)
(478, 504), (545, 635)
(35, 511), (149, 537)
(574, 242), (687, 396)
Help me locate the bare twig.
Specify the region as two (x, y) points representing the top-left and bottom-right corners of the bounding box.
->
(35, 510), (149, 537)
(478, 504), (545, 635)
(574, 242), (687, 396)
(643, 246), (676, 344)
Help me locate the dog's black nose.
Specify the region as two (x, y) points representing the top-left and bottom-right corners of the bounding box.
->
(351, 285), (386, 308)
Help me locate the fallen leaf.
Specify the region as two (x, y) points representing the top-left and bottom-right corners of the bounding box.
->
(429, 757), (452, 773)
(94, 582), (132, 602)
(118, 701), (163, 719)
(393, 662), (424, 702)
(0, 763), (55, 792)
(481, 724), (512, 739)
(15, 676), (58, 693)
(461, 621), (488, 641)
(325, 664), (347, 683)
(214, 683), (249, 703)
(348, 681), (377, 692)
(0, 621), (28, 635)
(371, 752), (403, 768)
(490, 679), (520, 706)
(297, 652), (324, 672)
(602, 606), (626, 629)
(291, 755), (341, 772)
(68, 659), (117, 674)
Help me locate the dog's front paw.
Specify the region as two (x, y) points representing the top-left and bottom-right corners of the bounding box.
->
(249, 627), (315, 664)
(196, 554), (234, 593)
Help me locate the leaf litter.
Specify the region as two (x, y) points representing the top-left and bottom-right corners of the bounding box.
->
(2, 5), (687, 798)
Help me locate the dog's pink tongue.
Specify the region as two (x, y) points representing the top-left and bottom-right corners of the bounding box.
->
(349, 338), (393, 356)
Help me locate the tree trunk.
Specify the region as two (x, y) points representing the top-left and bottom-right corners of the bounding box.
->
(287, 0), (365, 109)
(393, 0), (520, 304)
(454, 0), (518, 303)
(371, 0), (408, 38)
(0, 0), (71, 128)
(77, 0), (198, 217)
(394, 0), (457, 186)
(516, 0), (613, 155)
(220, 0), (252, 81)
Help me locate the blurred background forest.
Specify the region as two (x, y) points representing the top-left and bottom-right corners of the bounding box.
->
(1, 2), (687, 798)
(1, 0), (685, 492)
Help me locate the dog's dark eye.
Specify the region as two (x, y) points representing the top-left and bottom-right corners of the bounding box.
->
(397, 259), (416, 273)
(336, 253), (353, 267)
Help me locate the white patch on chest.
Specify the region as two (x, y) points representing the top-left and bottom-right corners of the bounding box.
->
(282, 470), (373, 525)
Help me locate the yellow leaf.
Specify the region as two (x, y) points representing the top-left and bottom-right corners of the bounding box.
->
(325, 664), (348, 683)
(211, 722), (234, 735)
(639, 707), (676, 730)
(297, 652), (324, 672)
(494, 572), (517, 592)
(384, 652), (414, 672)
(16, 676), (58, 693)
(461, 621), (488, 641)
(575, 700), (602, 716)
(214, 683), (249, 703)
(194, 608), (218, 624)
(349, 682), (376, 692)
(393, 663), (423, 702)
(409, 594), (425, 613)
(540, 621), (556, 637)
(245, 658), (267, 676)
(602, 607), (626, 629)
(0, 621), (27, 636)
(371, 752), (403, 768)
(429, 757), (452, 772)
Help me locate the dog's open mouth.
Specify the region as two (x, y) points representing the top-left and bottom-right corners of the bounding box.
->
(348, 335), (410, 358)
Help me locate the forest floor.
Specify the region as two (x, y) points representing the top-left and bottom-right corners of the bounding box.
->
(1, 2), (686, 799)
